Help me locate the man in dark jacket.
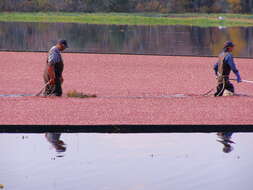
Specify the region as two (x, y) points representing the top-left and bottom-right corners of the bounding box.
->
(43, 40), (68, 96)
(214, 41), (242, 96)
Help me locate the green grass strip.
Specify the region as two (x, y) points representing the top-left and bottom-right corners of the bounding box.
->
(1, 12), (253, 27)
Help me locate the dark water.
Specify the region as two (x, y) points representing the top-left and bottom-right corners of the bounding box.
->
(1, 133), (253, 190)
(1, 22), (253, 57)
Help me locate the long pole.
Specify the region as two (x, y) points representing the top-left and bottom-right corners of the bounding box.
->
(230, 78), (253, 84)
(35, 82), (50, 96)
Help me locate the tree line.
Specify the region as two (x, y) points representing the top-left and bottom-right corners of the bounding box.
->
(1, 0), (253, 13)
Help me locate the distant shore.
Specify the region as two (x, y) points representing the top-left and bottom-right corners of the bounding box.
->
(1, 12), (253, 27)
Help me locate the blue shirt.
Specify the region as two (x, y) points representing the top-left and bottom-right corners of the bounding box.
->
(214, 52), (239, 75)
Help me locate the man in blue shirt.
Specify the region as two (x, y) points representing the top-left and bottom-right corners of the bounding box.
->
(214, 41), (242, 96)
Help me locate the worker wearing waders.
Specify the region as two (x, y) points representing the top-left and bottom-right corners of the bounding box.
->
(214, 41), (242, 96)
(43, 40), (68, 96)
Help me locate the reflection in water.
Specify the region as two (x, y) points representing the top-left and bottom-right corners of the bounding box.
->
(43, 132), (235, 155)
(1, 22), (253, 57)
(45, 133), (66, 153)
(1, 133), (253, 190)
(217, 132), (235, 153)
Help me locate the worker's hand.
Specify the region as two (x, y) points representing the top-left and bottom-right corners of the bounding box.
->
(60, 77), (64, 84)
(237, 77), (242, 83)
(235, 72), (242, 83)
(235, 73), (242, 83)
(49, 78), (56, 85)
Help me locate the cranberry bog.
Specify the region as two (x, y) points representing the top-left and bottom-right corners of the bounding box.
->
(0, 52), (253, 125)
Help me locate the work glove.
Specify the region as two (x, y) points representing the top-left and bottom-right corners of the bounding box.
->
(235, 72), (242, 83)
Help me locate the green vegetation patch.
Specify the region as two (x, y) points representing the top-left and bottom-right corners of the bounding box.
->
(1, 12), (253, 27)
(67, 90), (97, 98)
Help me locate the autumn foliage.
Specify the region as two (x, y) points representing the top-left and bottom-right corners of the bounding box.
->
(0, 0), (253, 13)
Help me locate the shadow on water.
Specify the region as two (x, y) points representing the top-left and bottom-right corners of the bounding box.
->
(1, 22), (253, 57)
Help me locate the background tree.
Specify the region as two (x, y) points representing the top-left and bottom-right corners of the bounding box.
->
(109, 0), (131, 12)
(1, 0), (253, 13)
(227, 0), (242, 13)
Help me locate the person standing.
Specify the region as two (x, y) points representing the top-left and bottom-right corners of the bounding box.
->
(214, 41), (242, 96)
(43, 40), (68, 96)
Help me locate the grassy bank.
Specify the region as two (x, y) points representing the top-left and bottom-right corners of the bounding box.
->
(1, 12), (253, 27)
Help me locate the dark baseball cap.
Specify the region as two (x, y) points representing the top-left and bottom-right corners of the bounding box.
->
(224, 41), (234, 49)
(58, 40), (69, 48)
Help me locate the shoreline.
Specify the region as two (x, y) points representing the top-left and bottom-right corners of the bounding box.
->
(0, 125), (252, 133)
(1, 12), (253, 27)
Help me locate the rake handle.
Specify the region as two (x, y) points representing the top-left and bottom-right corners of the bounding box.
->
(230, 78), (253, 84)
(35, 82), (50, 96)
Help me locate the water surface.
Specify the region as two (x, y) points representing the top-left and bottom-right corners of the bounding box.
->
(0, 133), (252, 190)
(1, 22), (253, 57)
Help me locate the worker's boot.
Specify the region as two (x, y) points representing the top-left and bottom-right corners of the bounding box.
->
(223, 89), (234, 96)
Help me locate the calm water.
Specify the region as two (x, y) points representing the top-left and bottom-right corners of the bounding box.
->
(0, 133), (253, 190)
(1, 22), (253, 57)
